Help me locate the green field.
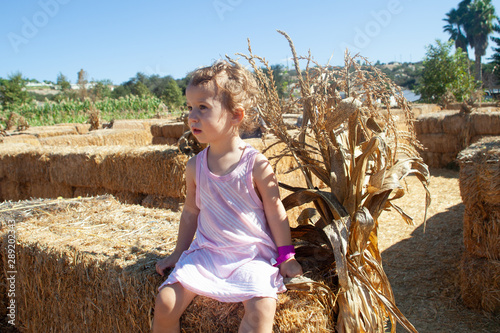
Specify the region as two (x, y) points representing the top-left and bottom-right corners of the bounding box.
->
(1, 95), (180, 128)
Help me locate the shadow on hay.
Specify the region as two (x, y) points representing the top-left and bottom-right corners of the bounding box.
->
(381, 202), (500, 332)
(428, 168), (461, 179)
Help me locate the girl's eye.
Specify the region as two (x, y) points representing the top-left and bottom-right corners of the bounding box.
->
(187, 106), (192, 111)
(199, 105), (207, 110)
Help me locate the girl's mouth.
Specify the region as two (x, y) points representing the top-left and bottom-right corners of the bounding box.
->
(192, 128), (202, 135)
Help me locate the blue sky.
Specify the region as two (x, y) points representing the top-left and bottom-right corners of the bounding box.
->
(1, 0), (498, 85)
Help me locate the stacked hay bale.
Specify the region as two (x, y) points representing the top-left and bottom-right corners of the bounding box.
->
(415, 111), (466, 168)
(0, 196), (332, 332)
(0, 123), (88, 145)
(410, 103), (442, 117)
(0, 120), (172, 146)
(151, 122), (187, 145)
(38, 128), (153, 146)
(457, 136), (500, 313)
(0, 138), (302, 213)
(0, 144), (188, 210)
(415, 110), (500, 168)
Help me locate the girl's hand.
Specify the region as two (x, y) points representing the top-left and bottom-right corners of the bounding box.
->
(156, 251), (182, 276)
(279, 258), (303, 278)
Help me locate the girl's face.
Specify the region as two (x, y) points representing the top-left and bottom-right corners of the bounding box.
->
(186, 82), (236, 144)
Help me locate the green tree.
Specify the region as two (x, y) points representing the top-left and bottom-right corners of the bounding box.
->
(148, 75), (183, 109)
(463, 0), (497, 83)
(91, 80), (112, 100)
(56, 72), (71, 91)
(111, 84), (132, 98)
(262, 64), (289, 98)
(131, 81), (151, 97)
(443, 7), (469, 56)
(490, 18), (500, 80)
(159, 77), (183, 109)
(0, 72), (32, 109)
(446, 0), (497, 83)
(416, 40), (476, 103)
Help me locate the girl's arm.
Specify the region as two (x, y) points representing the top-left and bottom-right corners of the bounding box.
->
(156, 156), (200, 276)
(253, 153), (302, 278)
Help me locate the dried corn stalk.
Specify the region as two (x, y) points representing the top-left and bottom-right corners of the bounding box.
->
(237, 31), (430, 333)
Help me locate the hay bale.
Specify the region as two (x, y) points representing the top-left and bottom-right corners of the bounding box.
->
(161, 122), (187, 139)
(457, 136), (500, 206)
(282, 114), (300, 129)
(75, 123), (91, 134)
(0, 196), (333, 332)
(0, 138), (304, 208)
(418, 152), (441, 169)
(39, 129), (153, 146)
(419, 151), (456, 169)
(0, 134), (40, 146)
(441, 111), (467, 135)
(27, 181), (74, 199)
(152, 137), (177, 146)
(20, 125), (79, 138)
(472, 112), (500, 135)
(150, 123), (168, 137)
(460, 251), (500, 313)
(113, 191), (146, 205)
(99, 146), (188, 198)
(181, 290), (331, 332)
(0, 180), (22, 201)
(48, 146), (104, 188)
(417, 133), (459, 154)
(0, 144), (51, 184)
(141, 195), (182, 211)
(97, 129), (152, 146)
(111, 119), (147, 130)
(73, 186), (109, 198)
(38, 134), (101, 146)
(54, 123), (91, 134)
(415, 112), (446, 134)
(463, 202), (500, 260)
(411, 104), (441, 117)
(0, 145), (187, 200)
(0, 196), (176, 333)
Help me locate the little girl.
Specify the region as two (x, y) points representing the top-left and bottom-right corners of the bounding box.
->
(153, 60), (302, 333)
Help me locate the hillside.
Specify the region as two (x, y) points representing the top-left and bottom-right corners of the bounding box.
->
(376, 61), (423, 91)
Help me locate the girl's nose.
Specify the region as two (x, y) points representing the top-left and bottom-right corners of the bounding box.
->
(188, 110), (198, 122)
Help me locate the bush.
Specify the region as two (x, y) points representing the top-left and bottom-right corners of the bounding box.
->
(416, 40), (476, 103)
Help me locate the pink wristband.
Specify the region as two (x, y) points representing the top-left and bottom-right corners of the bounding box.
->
(271, 245), (295, 267)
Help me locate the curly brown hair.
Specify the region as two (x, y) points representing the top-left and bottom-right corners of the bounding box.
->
(188, 59), (259, 116)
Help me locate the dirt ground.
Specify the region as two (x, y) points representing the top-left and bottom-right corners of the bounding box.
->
(378, 168), (500, 333)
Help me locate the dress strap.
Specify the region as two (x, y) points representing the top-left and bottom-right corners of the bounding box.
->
(245, 147), (264, 208)
(195, 148), (208, 208)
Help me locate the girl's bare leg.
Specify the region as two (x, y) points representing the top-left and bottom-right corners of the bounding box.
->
(152, 283), (196, 333)
(239, 297), (276, 333)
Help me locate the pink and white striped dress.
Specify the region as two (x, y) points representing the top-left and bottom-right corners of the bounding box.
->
(159, 145), (286, 302)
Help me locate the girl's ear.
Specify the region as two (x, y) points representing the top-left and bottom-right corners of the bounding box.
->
(231, 107), (245, 125)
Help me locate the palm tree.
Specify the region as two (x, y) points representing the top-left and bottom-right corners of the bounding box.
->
(490, 19), (500, 79)
(443, 8), (469, 56)
(460, 0), (497, 83)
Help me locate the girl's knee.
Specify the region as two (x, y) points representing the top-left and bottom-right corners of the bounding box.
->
(153, 284), (195, 328)
(155, 287), (175, 314)
(241, 297), (276, 331)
